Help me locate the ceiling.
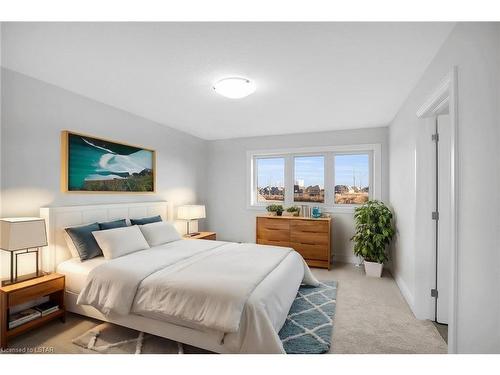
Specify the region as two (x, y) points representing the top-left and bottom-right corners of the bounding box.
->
(1, 22), (455, 140)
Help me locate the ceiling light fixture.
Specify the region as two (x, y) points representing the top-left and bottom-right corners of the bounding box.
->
(213, 77), (256, 99)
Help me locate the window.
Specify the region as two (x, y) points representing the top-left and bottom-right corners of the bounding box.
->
(255, 157), (285, 202)
(248, 145), (379, 210)
(334, 154), (370, 205)
(294, 156), (325, 203)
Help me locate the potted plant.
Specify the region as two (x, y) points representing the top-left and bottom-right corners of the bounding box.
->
(266, 204), (284, 216)
(351, 200), (394, 277)
(283, 206), (300, 217)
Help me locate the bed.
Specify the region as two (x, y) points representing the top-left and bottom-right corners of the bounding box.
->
(40, 202), (318, 354)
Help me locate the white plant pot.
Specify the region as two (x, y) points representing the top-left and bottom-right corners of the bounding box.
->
(364, 261), (383, 277)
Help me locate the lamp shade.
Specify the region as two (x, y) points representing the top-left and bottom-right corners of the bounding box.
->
(177, 205), (206, 220)
(0, 217), (48, 251)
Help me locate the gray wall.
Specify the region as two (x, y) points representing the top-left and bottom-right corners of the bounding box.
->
(206, 127), (389, 263)
(1, 69), (208, 276)
(389, 22), (500, 353)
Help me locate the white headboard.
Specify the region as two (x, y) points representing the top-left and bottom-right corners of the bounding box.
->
(40, 201), (169, 271)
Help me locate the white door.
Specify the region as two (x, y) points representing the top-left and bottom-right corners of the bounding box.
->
(436, 114), (451, 324)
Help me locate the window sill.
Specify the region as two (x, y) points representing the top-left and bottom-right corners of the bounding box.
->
(247, 204), (358, 214)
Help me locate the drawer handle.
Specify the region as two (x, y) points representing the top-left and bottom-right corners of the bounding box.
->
(301, 242), (317, 245)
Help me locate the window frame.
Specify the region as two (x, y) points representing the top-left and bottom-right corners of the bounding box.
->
(247, 144), (381, 213)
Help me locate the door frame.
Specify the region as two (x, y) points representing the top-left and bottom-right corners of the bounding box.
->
(416, 66), (458, 354)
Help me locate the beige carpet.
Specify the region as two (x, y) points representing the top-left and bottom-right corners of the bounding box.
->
(3, 263), (447, 354)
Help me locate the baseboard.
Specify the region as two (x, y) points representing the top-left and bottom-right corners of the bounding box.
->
(333, 254), (359, 264)
(393, 272), (415, 313)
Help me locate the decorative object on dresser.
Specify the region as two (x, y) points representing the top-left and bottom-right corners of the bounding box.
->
(311, 206), (321, 218)
(0, 217), (48, 286)
(265, 204), (284, 216)
(1, 273), (65, 349)
(177, 205), (206, 237)
(256, 215), (332, 269)
(283, 206), (300, 217)
(300, 205), (311, 218)
(61, 130), (156, 193)
(183, 232), (216, 240)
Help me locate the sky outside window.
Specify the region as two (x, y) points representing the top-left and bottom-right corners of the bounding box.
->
(294, 156), (324, 188)
(256, 157), (285, 188)
(256, 157), (285, 202)
(334, 154), (369, 187)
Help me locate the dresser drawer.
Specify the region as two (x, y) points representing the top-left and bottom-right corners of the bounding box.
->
(257, 217), (290, 230)
(290, 220), (329, 233)
(9, 277), (64, 307)
(291, 242), (329, 261)
(257, 227), (290, 242)
(257, 239), (290, 248)
(290, 230), (329, 246)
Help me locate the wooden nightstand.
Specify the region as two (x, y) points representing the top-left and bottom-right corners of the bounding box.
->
(1, 273), (66, 349)
(183, 232), (216, 240)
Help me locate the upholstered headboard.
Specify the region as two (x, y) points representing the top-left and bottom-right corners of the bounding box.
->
(40, 201), (169, 271)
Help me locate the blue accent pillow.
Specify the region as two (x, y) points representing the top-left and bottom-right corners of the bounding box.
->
(65, 223), (103, 261)
(99, 219), (127, 230)
(130, 215), (162, 225)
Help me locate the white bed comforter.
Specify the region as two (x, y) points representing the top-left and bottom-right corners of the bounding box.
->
(77, 239), (318, 353)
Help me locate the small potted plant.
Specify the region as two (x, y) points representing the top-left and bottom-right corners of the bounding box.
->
(266, 204), (284, 216)
(283, 206), (300, 217)
(351, 200), (394, 277)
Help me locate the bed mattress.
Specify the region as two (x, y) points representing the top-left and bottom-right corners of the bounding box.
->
(57, 256), (107, 294)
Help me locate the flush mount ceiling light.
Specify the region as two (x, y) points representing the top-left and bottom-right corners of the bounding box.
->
(213, 77), (256, 99)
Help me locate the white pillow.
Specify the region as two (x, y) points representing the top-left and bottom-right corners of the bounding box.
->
(139, 221), (181, 247)
(92, 225), (150, 260)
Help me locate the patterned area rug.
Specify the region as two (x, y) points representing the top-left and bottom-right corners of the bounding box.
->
(278, 281), (338, 354)
(72, 323), (210, 354)
(72, 280), (337, 354)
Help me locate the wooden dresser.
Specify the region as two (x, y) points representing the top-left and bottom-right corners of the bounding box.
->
(256, 215), (332, 269)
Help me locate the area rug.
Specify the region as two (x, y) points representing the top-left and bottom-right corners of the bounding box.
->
(72, 322), (210, 354)
(278, 281), (337, 354)
(72, 280), (337, 354)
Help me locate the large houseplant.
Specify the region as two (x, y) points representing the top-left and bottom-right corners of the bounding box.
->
(351, 200), (394, 277)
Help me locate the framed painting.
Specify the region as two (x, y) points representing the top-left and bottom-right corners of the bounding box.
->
(61, 131), (156, 193)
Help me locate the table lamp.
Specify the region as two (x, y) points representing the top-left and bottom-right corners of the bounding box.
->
(177, 205), (206, 237)
(0, 217), (48, 286)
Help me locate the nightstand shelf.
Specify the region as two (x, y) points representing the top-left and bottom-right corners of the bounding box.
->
(6, 309), (65, 339)
(1, 273), (66, 349)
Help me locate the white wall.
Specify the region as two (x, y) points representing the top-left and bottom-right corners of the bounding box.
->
(389, 22), (500, 353)
(206, 127), (389, 263)
(0, 23), (2, 218)
(0, 68), (207, 277)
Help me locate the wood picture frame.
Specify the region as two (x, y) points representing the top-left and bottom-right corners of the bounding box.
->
(61, 131), (156, 194)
